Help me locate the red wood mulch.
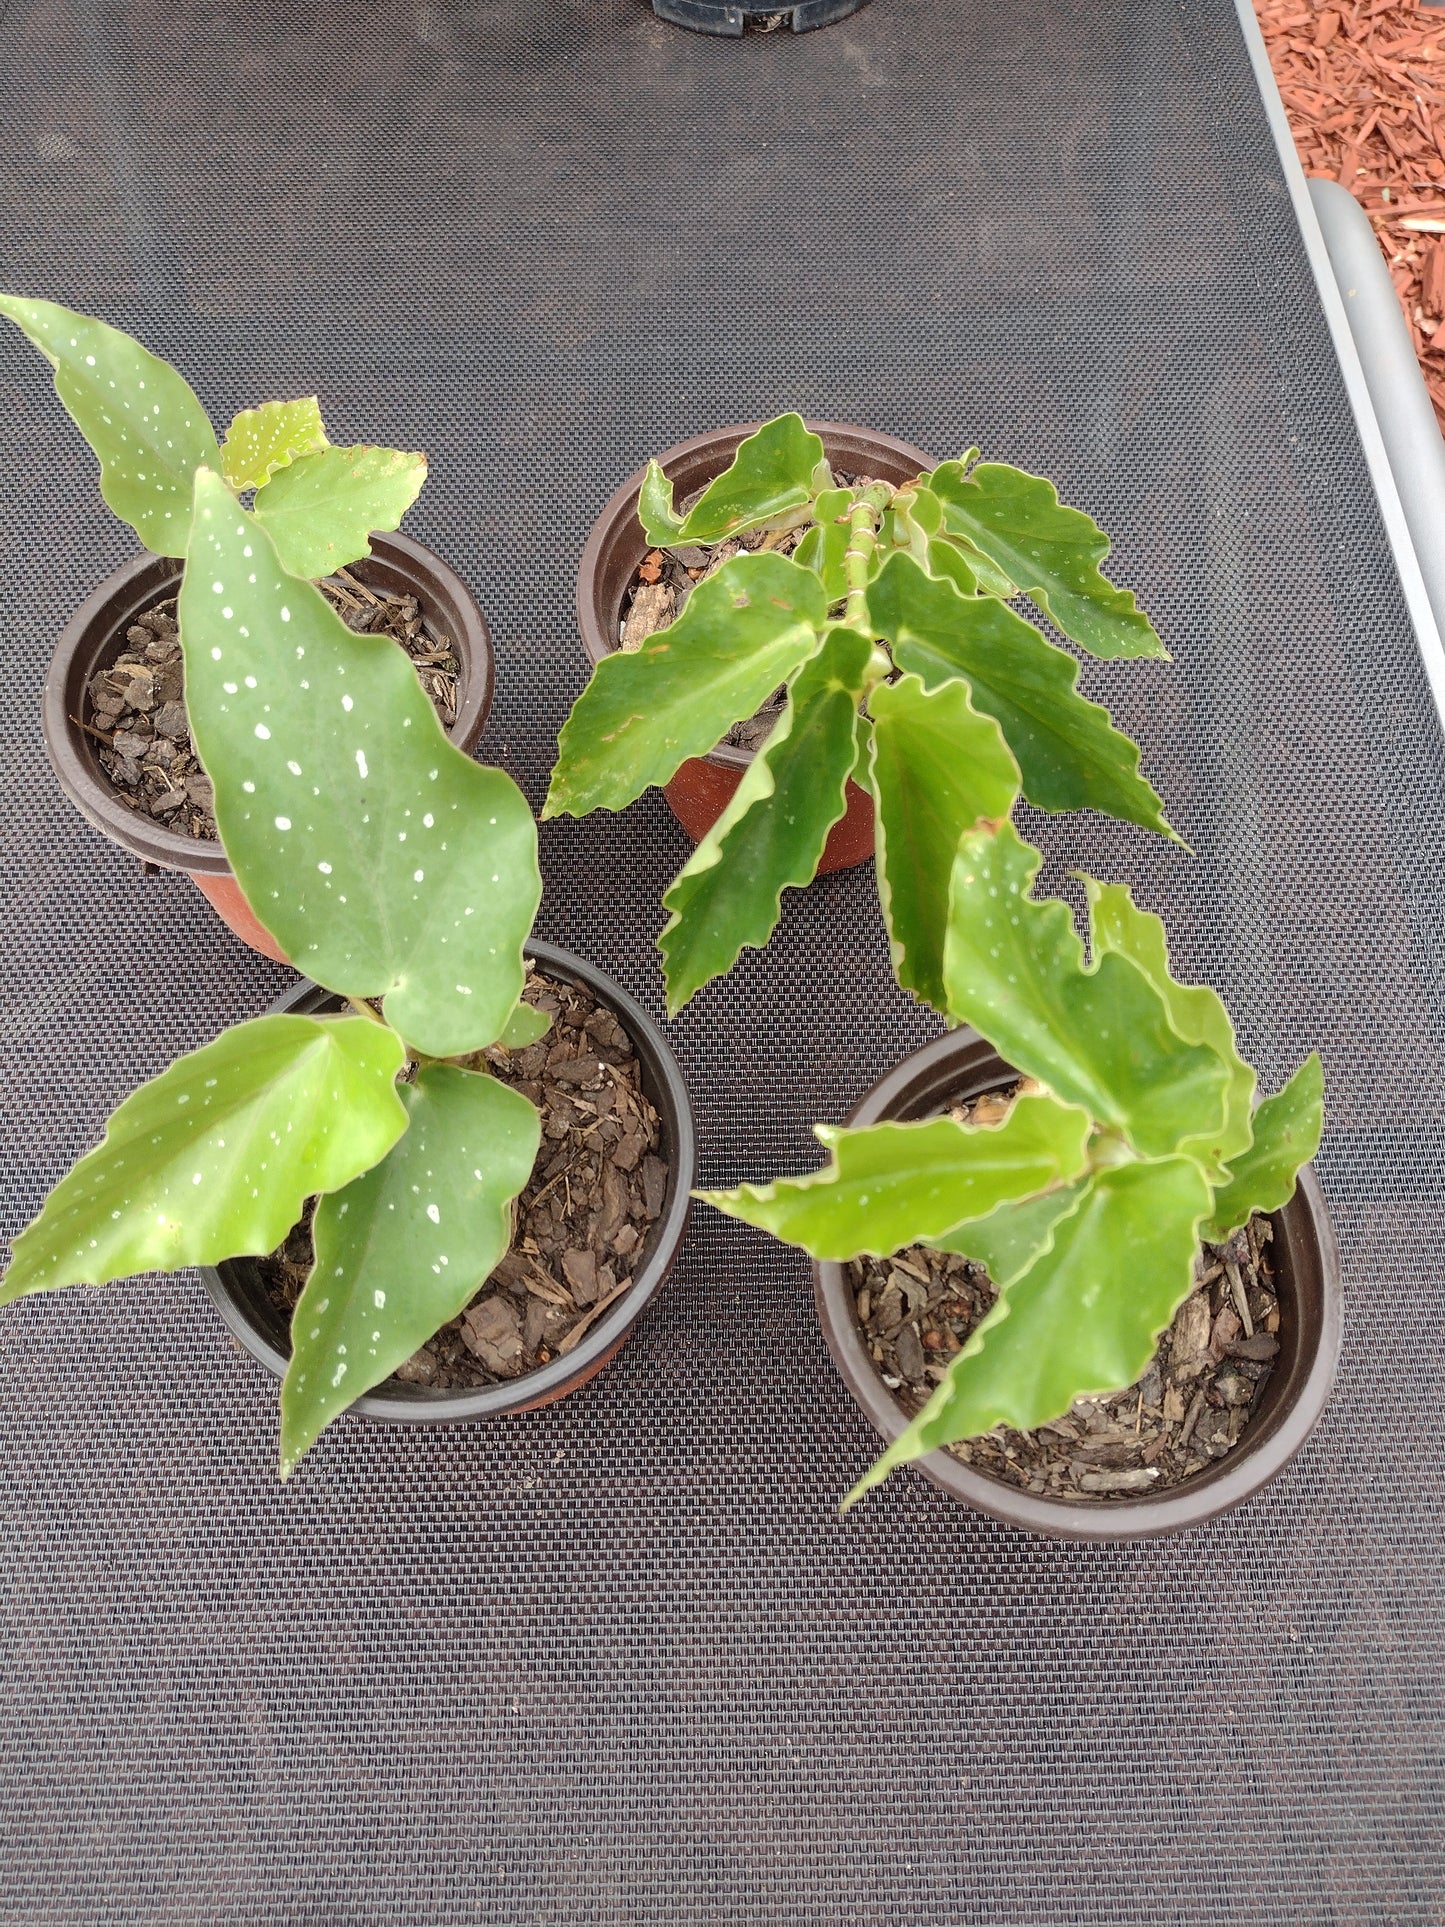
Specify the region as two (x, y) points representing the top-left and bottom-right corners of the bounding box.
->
(1257, 0), (1445, 430)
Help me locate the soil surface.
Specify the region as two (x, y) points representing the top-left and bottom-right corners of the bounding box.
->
(848, 1084), (1281, 1502)
(84, 570), (460, 841)
(258, 965), (669, 1391)
(617, 469), (875, 752)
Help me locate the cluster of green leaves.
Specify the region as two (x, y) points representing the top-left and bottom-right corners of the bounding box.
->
(2, 465), (545, 1476)
(702, 822), (1324, 1506)
(545, 413), (1175, 1015)
(0, 295), (426, 572)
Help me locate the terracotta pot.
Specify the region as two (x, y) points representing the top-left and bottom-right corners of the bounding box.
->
(575, 419), (935, 871)
(813, 1028), (1342, 1540)
(42, 531), (496, 963)
(200, 940), (696, 1423)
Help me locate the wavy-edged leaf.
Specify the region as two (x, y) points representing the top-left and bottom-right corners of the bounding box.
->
(929, 458), (1165, 660)
(658, 627), (872, 1014)
(544, 552), (827, 818)
(697, 1092), (1092, 1262)
(639, 415), (825, 546)
(931, 530), (1007, 598)
(252, 443), (427, 576)
(181, 472), (540, 1059)
(1, 1015), (407, 1303)
(1085, 878), (1254, 1180)
(220, 396), (328, 490)
(0, 294), (219, 555)
(869, 673), (1020, 1013)
(1204, 1054), (1324, 1242)
(930, 1176), (1088, 1286)
(943, 825), (1229, 1158)
(793, 515), (851, 603)
(279, 1063), (540, 1476)
(846, 1156), (1211, 1504)
(868, 553), (1174, 840)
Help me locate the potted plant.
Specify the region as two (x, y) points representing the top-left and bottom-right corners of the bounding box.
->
(2, 294), (493, 959)
(699, 817), (1334, 1538)
(0, 471), (694, 1475)
(548, 412), (1176, 1016)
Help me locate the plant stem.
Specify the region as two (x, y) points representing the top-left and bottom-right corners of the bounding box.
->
(843, 499), (880, 630)
(344, 993), (384, 1025)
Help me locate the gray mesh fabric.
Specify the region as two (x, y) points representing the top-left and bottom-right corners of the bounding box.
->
(1, 0), (1442, 1919)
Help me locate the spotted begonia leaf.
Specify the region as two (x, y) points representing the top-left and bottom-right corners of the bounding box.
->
(943, 824), (1229, 1159)
(1203, 1054), (1324, 1242)
(697, 1093), (1092, 1262)
(845, 1156), (1212, 1505)
(867, 554), (1174, 840)
(638, 413), (826, 546)
(929, 458), (1165, 660)
(0, 1015), (407, 1303)
(280, 1063), (540, 1476)
(658, 626), (873, 1014)
(868, 672), (1020, 1014)
(544, 553), (827, 818)
(220, 396), (328, 491)
(251, 443), (427, 577)
(180, 471), (540, 1059)
(0, 294), (220, 555)
(1084, 878), (1255, 1181)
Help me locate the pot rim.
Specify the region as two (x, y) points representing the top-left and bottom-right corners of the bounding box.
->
(574, 418), (937, 774)
(200, 939), (696, 1423)
(42, 529), (495, 877)
(813, 1027), (1342, 1541)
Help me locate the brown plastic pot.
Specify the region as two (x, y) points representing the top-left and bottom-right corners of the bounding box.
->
(200, 939), (696, 1423)
(42, 531), (496, 964)
(576, 419), (936, 870)
(814, 1028), (1342, 1540)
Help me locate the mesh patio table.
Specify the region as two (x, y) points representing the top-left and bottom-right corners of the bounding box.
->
(1, 0), (1442, 1918)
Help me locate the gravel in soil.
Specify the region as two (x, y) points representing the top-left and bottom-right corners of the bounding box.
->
(848, 1085), (1282, 1501)
(617, 469), (876, 752)
(258, 966), (669, 1391)
(83, 569), (461, 841)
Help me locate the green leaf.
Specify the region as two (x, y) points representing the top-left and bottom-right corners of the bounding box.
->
(697, 1092), (1092, 1261)
(868, 673), (1020, 1013)
(640, 415), (826, 546)
(943, 824), (1229, 1159)
(793, 516), (851, 603)
(1203, 1054), (1324, 1242)
(181, 472), (541, 1059)
(929, 1178), (1089, 1287)
(219, 397), (328, 490)
(0, 294), (219, 555)
(497, 1000), (553, 1050)
(252, 444), (427, 577)
(844, 1157), (1211, 1505)
(867, 553), (1174, 841)
(658, 627), (872, 1013)
(1084, 878), (1254, 1180)
(1, 1015), (407, 1303)
(932, 532), (1009, 598)
(279, 1063), (540, 1476)
(637, 460), (686, 546)
(544, 552), (827, 818)
(929, 458), (1165, 660)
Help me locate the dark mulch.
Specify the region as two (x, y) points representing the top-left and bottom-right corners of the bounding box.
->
(848, 1086), (1281, 1502)
(259, 966), (669, 1390)
(83, 569), (460, 841)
